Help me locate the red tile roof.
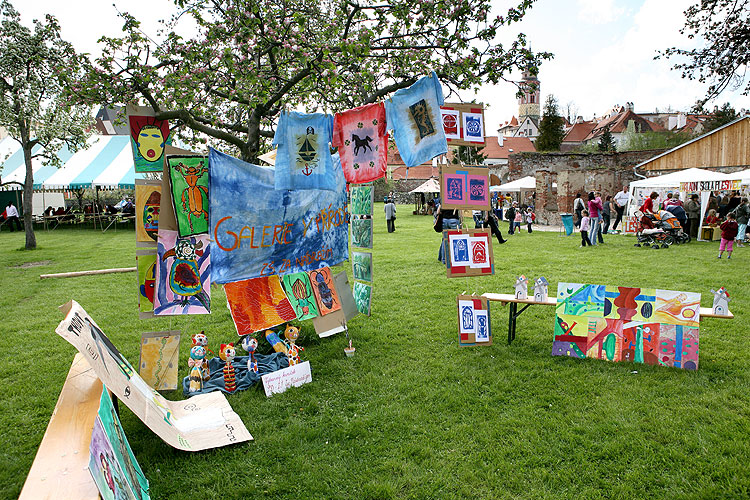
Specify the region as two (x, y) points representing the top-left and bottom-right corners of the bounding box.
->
(479, 136), (536, 159)
(584, 109), (663, 141)
(390, 165), (439, 180)
(563, 122), (596, 143)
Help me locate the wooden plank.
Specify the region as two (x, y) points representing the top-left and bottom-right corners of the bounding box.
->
(19, 353), (103, 500)
(482, 292), (556, 306)
(40, 267), (136, 280)
(699, 307), (734, 319)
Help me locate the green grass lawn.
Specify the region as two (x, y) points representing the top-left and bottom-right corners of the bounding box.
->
(2, 207), (749, 499)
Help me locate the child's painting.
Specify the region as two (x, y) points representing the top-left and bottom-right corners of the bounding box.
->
(135, 180), (161, 244)
(457, 295), (492, 346)
(351, 215), (373, 249)
(167, 154), (209, 237)
(280, 272), (320, 321)
(128, 105), (172, 173)
(352, 251), (372, 282)
(439, 165), (490, 210)
(308, 266), (342, 315)
(154, 230), (211, 315)
(353, 281), (372, 316)
(224, 275), (297, 335)
(350, 184), (374, 215)
(89, 417), (138, 500)
(442, 229), (494, 278)
(136, 250), (156, 316)
(553, 283), (700, 370)
(139, 331), (181, 391)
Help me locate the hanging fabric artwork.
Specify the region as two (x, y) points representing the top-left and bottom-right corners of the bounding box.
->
(224, 275), (297, 336)
(332, 102), (388, 184)
(209, 149), (348, 283)
(272, 111), (336, 191)
(167, 154), (209, 237)
(384, 71), (448, 168)
(154, 229), (211, 315)
(127, 104), (172, 173)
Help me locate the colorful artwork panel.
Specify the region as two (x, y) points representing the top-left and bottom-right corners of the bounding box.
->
(280, 272), (320, 321)
(654, 289), (701, 327)
(439, 165), (490, 210)
(350, 184), (374, 215)
(585, 318), (623, 362)
(89, 417), (137, 500)
(135, 180), (161, 243)
(556, 282), (605, 318)
(621, 322), (661, 365)
(351, 215), (373, 249)
(353, 281), (372, 316)
(167, 154), (209, 237)
(224, 275), (297, 335)
(136, 251), (156, 314)
(443, 229), (494, 278)
(139, 331), (180, 391)
(352, 251), (373, 282)
(603, 286), (656, 322)
(457, 295), (492, 346)
(128, 106), (172, 173)
(657, 324), (699, 370)
(441, 108), (460, 140)
(463, 112), (484, 143)
(308, 266), (342, 315)
(154, 230), (211, 315)
(552, 313), (589, 358)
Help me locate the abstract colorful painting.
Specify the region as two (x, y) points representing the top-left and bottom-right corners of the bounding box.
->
(553, 283), (701, 370)
(352, 251), (372, 282)
(457, 295), (492, 346)
(154, 229), (210, 315)
(135, 180), (161, 244)
(167, 154), (209, 237)
(280, 271), (320, 321)
(351, 215), (373, 249)
(128, 105), (172, 173)
(209, 148), (348, 283)
(350, 184), (374, 215)
(353, 281), (372, 316)
(442, 229), (494, 278)
(136, 250), (156, 316)
(224, 275), (297, 335)
(139, 331), (180, 391)
(308, 266), (342, 315)
(439, 165), (490, 210)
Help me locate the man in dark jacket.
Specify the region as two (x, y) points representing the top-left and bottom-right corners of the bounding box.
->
(506, 202), (516, 235)
(684, 194), (701, 239)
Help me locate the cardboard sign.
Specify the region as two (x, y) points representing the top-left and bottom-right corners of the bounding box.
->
(443, 229), (494, 278)
(457, 295), (492, 346)
(440, 103), (486, 147)
(262, 361), (312, 396)
(440, 164), (490, 210)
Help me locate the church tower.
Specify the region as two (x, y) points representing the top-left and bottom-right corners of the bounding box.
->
(518, 70), (540, 121)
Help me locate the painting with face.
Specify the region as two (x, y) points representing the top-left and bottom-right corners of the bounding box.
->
(128, 114), (172, 173)
(135, 180), (162, 244)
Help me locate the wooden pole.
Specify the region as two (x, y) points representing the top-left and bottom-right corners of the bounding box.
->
(40, 267), (136, 279)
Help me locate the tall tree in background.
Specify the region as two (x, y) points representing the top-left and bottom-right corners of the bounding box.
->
(701, 102), (738, 133)
(452, 145), (487, 165)
(662, 0), (749, 106)
(0, 1), (92, 249)
(74, 0), (551, 162)
(536, 94), (565, 151)
(598, 125), (616, 152)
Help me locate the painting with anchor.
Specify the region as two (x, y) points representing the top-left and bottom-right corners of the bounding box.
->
(273, 111), (337, 191)
(332, 102), (388, 184)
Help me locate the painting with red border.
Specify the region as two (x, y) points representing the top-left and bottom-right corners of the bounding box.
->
(457, 295), (492, 346)
(307, 266), (342, 316)
(442, 229), (494, 278)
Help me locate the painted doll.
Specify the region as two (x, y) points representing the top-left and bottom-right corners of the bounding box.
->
(219, 343), (237, 392)
(191, 331), (212, 380)
(283, 324), (304, 366)
(241, 336), (259, 373)
(188, 346), (206, 393)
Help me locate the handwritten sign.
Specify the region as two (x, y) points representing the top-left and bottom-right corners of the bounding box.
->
(261, 361), (312, 397)
(680, 179), (741, 192)
(209, 149), (349, 283)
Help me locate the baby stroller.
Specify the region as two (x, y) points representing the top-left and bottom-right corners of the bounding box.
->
(652, 210), (691, 244)
(633, 210), (673, 249)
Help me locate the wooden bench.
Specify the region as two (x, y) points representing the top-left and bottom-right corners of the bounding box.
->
(483, 293), (734, 345)
(19, 353), (103, 500)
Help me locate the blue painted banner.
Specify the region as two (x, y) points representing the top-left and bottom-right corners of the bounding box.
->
(209, 148), (348, 284)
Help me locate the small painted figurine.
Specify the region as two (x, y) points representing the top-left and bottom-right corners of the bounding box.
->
(514, 275), (528, 300)
(711, 287), (731, 315)
(242, 336), (259, 373)
(534, 276), (549, 302)
(283, 324), (305, 366)
(191, 331), (212, 379)
(219, 343), (237, 392)
(188, 346), (206, 393)
(265, 329), (288, 355)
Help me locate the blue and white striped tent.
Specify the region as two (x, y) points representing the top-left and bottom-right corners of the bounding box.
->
(0, 135), (147, 191)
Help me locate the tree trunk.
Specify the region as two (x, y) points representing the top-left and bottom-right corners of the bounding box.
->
(22, 142), (36, 250)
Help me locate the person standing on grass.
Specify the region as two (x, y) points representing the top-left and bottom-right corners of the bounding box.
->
(506, 201), (517, 235)
(4, 202), (21, 232)
(525, 207), (534, 233)
(602, 195), (613, 235)
(730, 198), (749, 247)
(685, 194), (701, 239)
(434, 208), (461, 263)
(384, 198), (396, 233)
(579, 210), (591, 247)
(587, 192), (603, 245)
(612, 186), (629, 231)
(573, 193), (585, 228)
(718, 213), (739, 259)
(513, 207), (523, 234)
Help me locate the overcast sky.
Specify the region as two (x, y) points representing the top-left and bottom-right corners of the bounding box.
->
(17, 0), (750, 132)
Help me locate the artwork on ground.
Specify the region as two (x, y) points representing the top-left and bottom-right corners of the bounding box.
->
(351, 215), (373, 249)
(91, 389), (150, 500)
(209, 148), (348, 283)
(136, 250), (156, 317)
(57, 300), (253, 451)
(350, 184), (374, 215)
(353, 281), (372, 316)
(352, 251), (372, 282)
(127, 104), (172, 173)
(89, 417), (139, 500)
(280, 271), (320, 321)
(167, 154), (209, 237)
(457, 295), (492, 346)
(135, 180), (161, 244)
(154, 229), (210, 315)
(139, 331), (180, 391)
(440, 165), (490, 210)
(224, 275), (297, 335)
(553, 283), (700, 370)
(442, 229), (494, 278)
(308, 266), (342, 315)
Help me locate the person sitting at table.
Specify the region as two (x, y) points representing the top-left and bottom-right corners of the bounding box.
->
(54, 206), (66, 216)
(705, 209), (720, 226)
(43, 206), (54, 217)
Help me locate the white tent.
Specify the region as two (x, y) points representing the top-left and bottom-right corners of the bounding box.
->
(629, 167), (731, 188)
(490, 175), (536, 192)
(409, 178), (440, 193)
